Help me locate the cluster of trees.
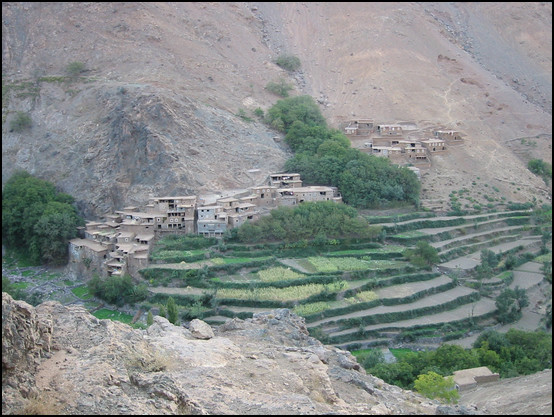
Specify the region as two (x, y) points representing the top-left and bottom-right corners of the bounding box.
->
(2, 170), (85, 265)
(87, 274), (148, 307)
(264, 95), (420, 208)
(356, 328), (551, 396)
(527, 158), (552, 184)
(230, 201), (380, 243)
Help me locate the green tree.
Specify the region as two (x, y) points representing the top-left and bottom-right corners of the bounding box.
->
(2, 170), (84, 265)
(495, 287), (529, 324)
(414, 371), (459, 404)
(87, 274), (147, 307)
(369, 361), (415, 389)
(404, 240), (440, 269)
(146, 311), (154, 326)
(527, 159), (552, 184)
(167, 296), (179, 325)
(265, 95), (326, 133)
(431, 344), (479, 375)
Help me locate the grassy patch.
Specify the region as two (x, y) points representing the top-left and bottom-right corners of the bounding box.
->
(93, 308), (134, 324)
(257, 266), (305, 282)
(71, 285), (92, 299)
(389, 348), (415, 360)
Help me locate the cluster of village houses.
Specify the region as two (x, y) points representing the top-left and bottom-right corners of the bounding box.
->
(68, 120), (464, 279)
(341, 119), (464, 169)
(68, 173), (342, 278)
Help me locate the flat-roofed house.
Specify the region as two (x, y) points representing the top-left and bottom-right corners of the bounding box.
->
(434, 129), (464, 143)
(421, 138), (446, 153)
(197, 205), (227, 237)
(68, 238), (110, 277)
(277, 186), (342, 204)
(249, 185), (278, 207)
(270, 173), (303, 188)
(343, 119), (374, 136)
(449, 366), (500, 391)
(377, 124), (403, 136)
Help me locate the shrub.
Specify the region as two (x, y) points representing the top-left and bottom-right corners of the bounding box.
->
(265, 78), (294, 97)
(9, 111), (32, 132)
(66, 61), (86, 77)
(275, 54), (301, 71)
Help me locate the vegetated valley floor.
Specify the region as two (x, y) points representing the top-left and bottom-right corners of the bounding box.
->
(4, 207), (550, 352)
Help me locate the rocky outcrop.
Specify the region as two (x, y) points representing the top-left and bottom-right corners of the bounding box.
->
(2, 293), (475, 415)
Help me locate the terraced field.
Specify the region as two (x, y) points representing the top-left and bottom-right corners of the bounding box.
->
(141, 207), (549, 348)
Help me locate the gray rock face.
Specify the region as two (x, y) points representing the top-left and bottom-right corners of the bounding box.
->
(3, 292), (466, 415)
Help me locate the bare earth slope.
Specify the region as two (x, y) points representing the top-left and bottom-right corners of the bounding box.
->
(254, 2), (552, 208)
(2, 2), (552, 217)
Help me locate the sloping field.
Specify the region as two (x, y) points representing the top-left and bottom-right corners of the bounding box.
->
(439, 236), (542, 271)
(333, 298), (497, 348)
(308, 286), (476, 330)
(372, 274), (453, 299)
(430, 225), (526, 251)
(143, 207), (548, 349)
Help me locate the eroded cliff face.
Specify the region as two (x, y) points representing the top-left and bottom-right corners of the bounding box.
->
(3, 292), (473, 415)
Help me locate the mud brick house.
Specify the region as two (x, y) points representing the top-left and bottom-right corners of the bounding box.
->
(270, 173), (303, 188)
(449, 366), (500, 391)
(376, 124), (404, 136)
(69, 173), (341, 279)
(434, 129), (464, 144)
(421, 138), (447, 153)
(343, 119), (374, 136)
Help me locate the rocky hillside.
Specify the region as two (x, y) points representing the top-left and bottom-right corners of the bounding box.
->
(2, 2), (552, 218)
(0, 292), (462, 415)
(3, 292), (552, 415)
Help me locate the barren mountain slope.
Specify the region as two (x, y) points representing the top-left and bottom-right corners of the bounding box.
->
(254, 2), (552, 207)
(2, 2), (552, 217)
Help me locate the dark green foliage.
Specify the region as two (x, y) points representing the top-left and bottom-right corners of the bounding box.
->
(146, 311), (154, 326)
(356, 348), (385, 369)
(87, 274), (148, 307)
(361, 329), (551, 391)
(527, 159), (552, 183)
(9, 111), (32, 132)
(403, 241), (440, 268)
(274, 54), (301, 71)
(235, 201), (379, 243)
(167, 296), (179, 324)
(265, 95), (326, 132)
(495, 286), (529, 324)
(370, 361), (415, 389)
(265, 95), (420, 208)
(2, 170), (84, 265)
